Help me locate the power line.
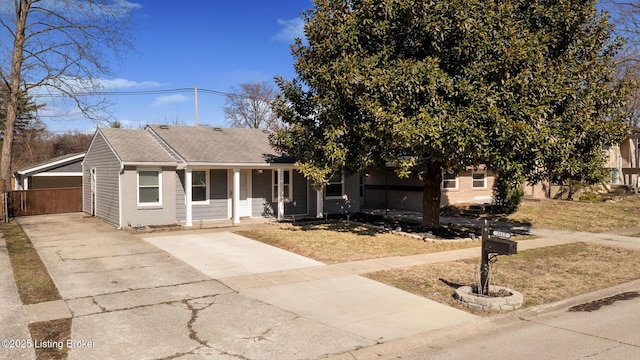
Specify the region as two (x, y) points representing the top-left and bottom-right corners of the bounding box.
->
(23, 87), (237, 98)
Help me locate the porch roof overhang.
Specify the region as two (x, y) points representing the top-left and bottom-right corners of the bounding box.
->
(183, 162), (296, 169)
(17, 152), (85, 176)
(121, 161), (181, 168)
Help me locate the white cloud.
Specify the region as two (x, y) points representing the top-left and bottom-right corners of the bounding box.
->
(102, 78), (163, 89)
(152, 94), (190, 107)
(272, 17), (305, 43)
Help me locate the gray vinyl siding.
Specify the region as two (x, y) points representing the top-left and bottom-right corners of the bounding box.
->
(323, 174), (361, 214)
(176, 169), (229, 221)
(46, 161), (82, 173)
(120, 166), (177, 227)
(252, 169), (307, 217)
(82, 133), (121, 225)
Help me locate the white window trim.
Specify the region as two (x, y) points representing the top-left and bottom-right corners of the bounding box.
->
(472, 170), (487, 189)
(325, 174), (345, 200)
(191, 169), (210, 205)
(442, 172), (459, 191)
(137, 168), (162, 207)
(272, 169), (293, 202)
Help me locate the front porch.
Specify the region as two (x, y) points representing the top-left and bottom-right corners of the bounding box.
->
(177, 167), (312, 226)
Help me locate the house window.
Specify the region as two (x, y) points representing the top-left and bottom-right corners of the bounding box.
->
(472, 171), (487, 189)
(272, 170), (292, 202)
(325, 173), (344, 199)
(442, 172), (458, 190)
(192, 170), (208, 202)
(138, 170), (161, 206)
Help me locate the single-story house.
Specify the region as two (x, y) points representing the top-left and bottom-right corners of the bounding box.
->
(83, 125), (361, 228)
(363, 166), (495, 211)
(14, 152), (85, 190)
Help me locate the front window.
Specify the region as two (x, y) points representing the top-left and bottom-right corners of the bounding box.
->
(442, 172), (458, 190)
(472, 171), (487, 189)
(325, 173), (344, 199)
(272, 170), (292, 201)
(192, 170), (208, 202)
(138, 170), (161, 205)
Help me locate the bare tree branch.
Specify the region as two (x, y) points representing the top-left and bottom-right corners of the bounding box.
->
(224, 81), (283, 131)
(0, 0), (137, 191)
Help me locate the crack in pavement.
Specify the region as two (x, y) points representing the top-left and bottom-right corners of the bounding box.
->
(66, 279), (222, 301)
(69, 264), (154, 274)
(55, 250), (165, 261)
(580, 344), (625, 358)
(184, 297), (218, 347)
(73, 294), (223, 318)
(523, 318), (640, 349)
(90, 296), (107, 313)
(241, 327), (274, 343)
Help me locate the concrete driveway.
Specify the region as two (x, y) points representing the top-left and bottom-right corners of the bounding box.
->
(16, 213), (477, 360)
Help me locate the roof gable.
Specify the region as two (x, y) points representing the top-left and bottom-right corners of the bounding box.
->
(97, 128), (178, 164)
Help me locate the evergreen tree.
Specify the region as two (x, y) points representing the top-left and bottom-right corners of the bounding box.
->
(273, 0), (630, 227)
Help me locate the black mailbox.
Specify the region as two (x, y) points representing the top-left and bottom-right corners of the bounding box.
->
(485, 237), (517, 255)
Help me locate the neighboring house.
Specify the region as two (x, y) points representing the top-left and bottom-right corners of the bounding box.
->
(605, 127), (640, 190)
(83, 125), (361, 228)
(14, 153), (85, 190)
(363, 166), (495, 211)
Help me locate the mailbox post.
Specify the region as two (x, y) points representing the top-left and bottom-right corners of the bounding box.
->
(480, 220), (517, 296)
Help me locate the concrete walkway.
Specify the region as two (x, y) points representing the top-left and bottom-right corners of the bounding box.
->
(0, 235), (35, 360)
(3, 212), (640, 360)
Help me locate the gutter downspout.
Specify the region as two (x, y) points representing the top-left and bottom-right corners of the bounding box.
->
(118, 163), (124, 229)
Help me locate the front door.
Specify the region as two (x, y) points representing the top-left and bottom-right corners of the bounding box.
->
(238, 169), (251, 217)
(229, 169), (252, 218)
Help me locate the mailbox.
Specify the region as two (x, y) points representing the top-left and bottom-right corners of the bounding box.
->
(486, 237), (517, 255)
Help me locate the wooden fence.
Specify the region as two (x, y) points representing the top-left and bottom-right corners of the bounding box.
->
(5, 187), (83, 218)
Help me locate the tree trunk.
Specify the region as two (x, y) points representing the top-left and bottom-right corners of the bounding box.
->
(0, 1), (29, 192)
(422, 160), (443, 229)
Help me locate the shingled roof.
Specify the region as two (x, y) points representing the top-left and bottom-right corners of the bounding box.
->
(98, 128), (179, 164)
(94, 125), (294, 166)
(147, 125), (293, 164)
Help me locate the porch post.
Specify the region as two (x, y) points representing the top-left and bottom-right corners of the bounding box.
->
(233, 168), (240, 224)
(277, 169), (285, 221)
(185, 168), (193, 227)
(24, 177), (29, 190)
(316, 188), (323, 218)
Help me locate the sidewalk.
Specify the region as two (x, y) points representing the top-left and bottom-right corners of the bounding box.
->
(0, 235), (35, 360)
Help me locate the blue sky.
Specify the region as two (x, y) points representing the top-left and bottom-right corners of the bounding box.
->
(43, 1), (312, 133)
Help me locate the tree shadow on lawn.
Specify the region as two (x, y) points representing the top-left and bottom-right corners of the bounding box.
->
(295, 221), (385, 236)
(290, 213), (497, 239)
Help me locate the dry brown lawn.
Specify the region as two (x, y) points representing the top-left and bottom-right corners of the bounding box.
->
(365, 242), (640, 315)
(504, 196), (640, 232)
(2, 221), (61, 304)
(237, 222), (483, 264)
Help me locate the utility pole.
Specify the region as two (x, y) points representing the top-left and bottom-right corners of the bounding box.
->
(194, 84), (199, 127)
